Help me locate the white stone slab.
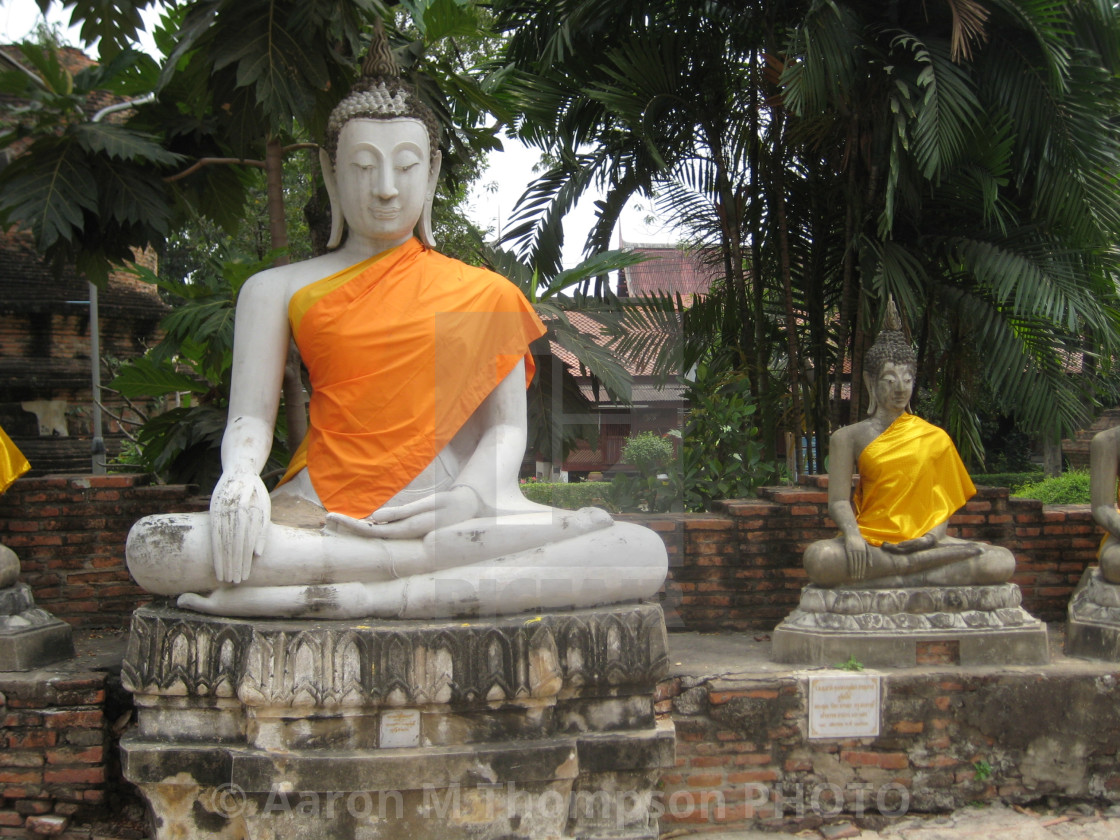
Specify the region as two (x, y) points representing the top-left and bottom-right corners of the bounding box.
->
(379, 709), (421, 748)
(808, 673), (881, 739)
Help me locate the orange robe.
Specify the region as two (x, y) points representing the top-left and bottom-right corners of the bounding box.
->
(853, 413), (975, 546)
(279, 238), (546, 518)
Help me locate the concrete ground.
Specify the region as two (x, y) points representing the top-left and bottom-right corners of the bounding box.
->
(669, 800), (1120, 839)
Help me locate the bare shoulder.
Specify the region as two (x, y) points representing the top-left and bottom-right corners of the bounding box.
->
(1092, 425), (1120, 450)
(239, 254), (351, 306)
(831, 418), (880, 462)
(830, 419), (873, 448)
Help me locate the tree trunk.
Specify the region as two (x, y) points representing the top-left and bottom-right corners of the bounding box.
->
(264, 137), (309, 453)
(1043, 435), (1062, 478)
(771, 112), (803, 478)
(831, 113), (861, 433)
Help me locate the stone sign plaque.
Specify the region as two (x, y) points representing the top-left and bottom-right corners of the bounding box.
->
(808, 673), (881, 739)
(379, 709), (421, 748)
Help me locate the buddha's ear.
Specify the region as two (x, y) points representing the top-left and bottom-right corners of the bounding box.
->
(417, 149), (442, 248)
(320, 148), (344, 250)
(863, 371), (877, 416)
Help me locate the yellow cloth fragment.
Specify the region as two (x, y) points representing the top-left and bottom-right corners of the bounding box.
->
(0, 424), (30, 494)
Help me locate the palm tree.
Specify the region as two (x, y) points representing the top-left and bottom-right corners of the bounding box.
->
(477, 240), (647, 467)
(779, 0), (1120, 466)
(493, 0), (814, 467)
(493, 0), (1120, 474)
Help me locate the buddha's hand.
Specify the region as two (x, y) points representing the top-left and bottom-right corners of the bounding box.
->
(843, 533), (872, 581)
(880, 533), (938, 554)
(209, 471), (271, 585)
(325, 485), (480, 540)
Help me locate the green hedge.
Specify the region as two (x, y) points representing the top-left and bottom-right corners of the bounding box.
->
(519, 481), (611, 510)
(1011, 470), (1091, 505)
(971, 471), (1045, 493)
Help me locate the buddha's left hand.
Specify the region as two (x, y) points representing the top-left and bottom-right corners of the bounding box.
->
(324, 485), (480, 539)
(881, 533), (938, 554)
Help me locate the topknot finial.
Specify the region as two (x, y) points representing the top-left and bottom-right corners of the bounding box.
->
(362, 17), (400, 79)
(883, 296), (902, 332)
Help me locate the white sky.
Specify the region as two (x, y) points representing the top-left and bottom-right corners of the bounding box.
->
(1, 0), (679, 267)
(465, 140), (680, 268)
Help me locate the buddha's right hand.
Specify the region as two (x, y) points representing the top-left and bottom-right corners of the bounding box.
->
(209, 472), (271, 585)
(844, 533), (871, 581)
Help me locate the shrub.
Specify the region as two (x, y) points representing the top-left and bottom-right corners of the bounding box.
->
(620, 432), (675, 474)
(1011, 470), (1091, 505)
(606, 432), (681, 513)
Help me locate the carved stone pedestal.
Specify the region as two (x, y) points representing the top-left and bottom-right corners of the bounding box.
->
(1066, 566), (1120, 660)
(771, 583), (1049, 667)
(120, 602), (673, 840)
(0, 544), (74, 671)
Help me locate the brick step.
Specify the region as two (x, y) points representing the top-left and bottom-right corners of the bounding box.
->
(8, 435), (126, 477)
(1061, 407), (1120, 468)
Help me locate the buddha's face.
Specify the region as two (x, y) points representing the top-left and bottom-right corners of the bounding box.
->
(872, 361), (915, 414)
(334, 117), (434, 249)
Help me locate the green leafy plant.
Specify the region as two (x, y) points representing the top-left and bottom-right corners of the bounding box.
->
(108, 254), (291, 490)
(0, 41), (177, 284)
(1011, 470), (1091, 505)
(681, 364), (774, 511)
(836, 655), (864, 672)
(973, 759), (993, 781)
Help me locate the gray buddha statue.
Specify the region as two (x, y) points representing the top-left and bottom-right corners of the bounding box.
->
(1091, 425), (1120, 584)
(802, 305), (1015, 588)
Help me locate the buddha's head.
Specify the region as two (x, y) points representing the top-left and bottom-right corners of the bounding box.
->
(320, 20), (442, 250)
(863, 301), (916, 416)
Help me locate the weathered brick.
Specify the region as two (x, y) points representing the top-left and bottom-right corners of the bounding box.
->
(726, 770), (778, 784)
(42, 767), (104, 785)
(24, 814), (68, 835)
(44, 746), (103, 766)
(41, 711), (102, 731)
(685, 773), (724, 788)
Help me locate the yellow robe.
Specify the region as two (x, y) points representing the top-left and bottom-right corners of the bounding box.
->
(853, 413), (975, 546)
(278, 238), (546, 518)
(0, 424), (29, 494)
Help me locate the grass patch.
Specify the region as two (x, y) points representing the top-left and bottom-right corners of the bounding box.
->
(519, 481), (611, 510)
(971, 471), (1045, 493)
(1011, 470), (1091, 505)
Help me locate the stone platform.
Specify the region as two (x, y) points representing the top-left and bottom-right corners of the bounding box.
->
(0, 581), (74, 671)
(120, 601), (673, 840)
(771, 583), (1049, 667)
(1066, 566), (1120, 660)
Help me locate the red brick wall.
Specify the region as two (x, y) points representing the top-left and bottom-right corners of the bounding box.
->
(655, 662), (1120, 833)
(0, 475), (206, 628)
(0, 671), (110, 837)
(0, 474), (1098, 632)
(632, 479), (1097, 631)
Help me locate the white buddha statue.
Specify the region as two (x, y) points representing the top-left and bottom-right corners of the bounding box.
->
(125, 36), (667, 619)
